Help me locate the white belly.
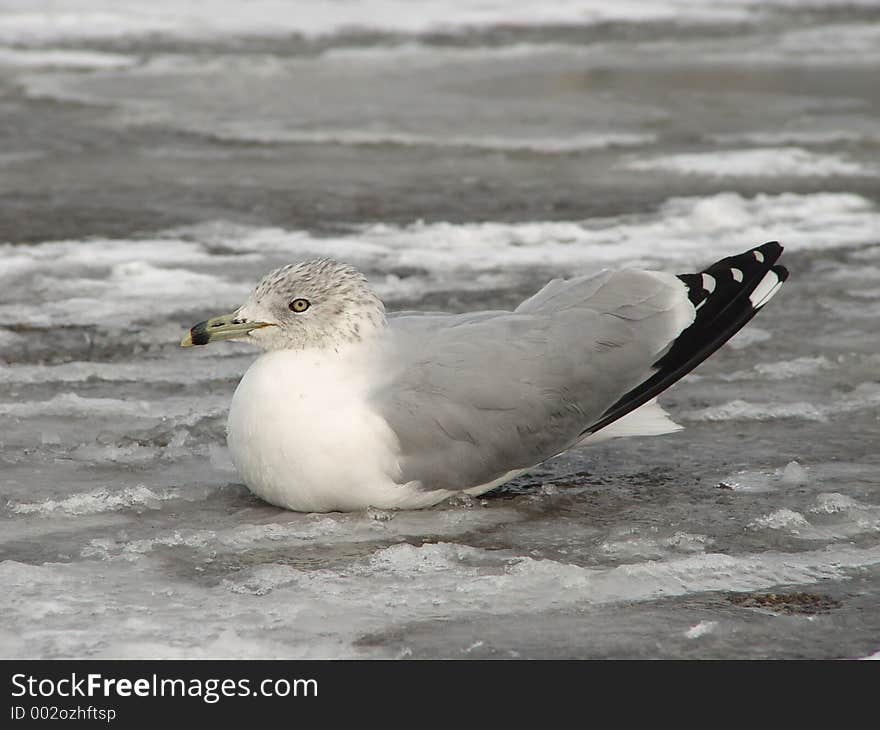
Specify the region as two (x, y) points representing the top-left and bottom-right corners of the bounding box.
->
(226, 347), (451, 512)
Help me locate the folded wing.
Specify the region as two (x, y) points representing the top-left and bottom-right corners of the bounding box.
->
(377, 242), (787, 492)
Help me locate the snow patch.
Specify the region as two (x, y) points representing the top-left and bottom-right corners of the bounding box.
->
(685, 382), (880, 423)
(11, 485), (177, 515)
(3, 193), (879, 335)
(749, 509), (811, 532)
(780, 461), (809, 486)
(810, 493), (861, 515)
(209, 126), (657, 153)
(725, 328), (772, 351)
(721, 356), (833, 381)
(0, 392), (228, 421)
(685, 400), (827, 423)
(625, 148), (875, 178)
(685, 621), (718, 639)
(0, 0), (757, 45)
(0, 47), (135, 69)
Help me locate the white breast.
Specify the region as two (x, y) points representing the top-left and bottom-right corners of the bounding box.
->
(226, 345), (448, 512)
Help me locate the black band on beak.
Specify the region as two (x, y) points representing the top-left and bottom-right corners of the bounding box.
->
(188, 321), (211, 346)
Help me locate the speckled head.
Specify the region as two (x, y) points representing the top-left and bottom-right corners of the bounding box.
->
(181, 258), (386, 351)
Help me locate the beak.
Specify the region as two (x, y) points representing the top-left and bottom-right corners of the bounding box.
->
(180, 313), (273, 347)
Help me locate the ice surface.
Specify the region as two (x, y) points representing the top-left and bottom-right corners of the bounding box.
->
(192, 127), (659, 154)
(685, 621), (718, 639)
(4, 192), (877, 337)
(0, 0), (768, 44)
(4, 538), (879, 658)
(0, 48), (135, 69)
(10, 486), (178, 516)
(2, 0), (880, 660)
(710, 130), (880, 146)
(780, 461), (809, 486)
(719, 356), (833, 381)
(748, 497), (880, 541)
(625, 148), (876, 178)
(724, 327), (772, 350)
(749, 509), (811, 532)
(685, 400), (829, 422)
(3, 197), (880, 658)
(684, 382), (880, 423)
(811, 493), (861, 515)
(0, 358), (250, 385)
(0, 392), (228, 420)
(2, 1), (878, 45)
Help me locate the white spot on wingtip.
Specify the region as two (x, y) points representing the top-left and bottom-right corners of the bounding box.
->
(757, 279), (784, 308)
(701, 273), (716, 294)
(731, 267), (744, 283)
(749, 270), (782, 308)
(753, 250), (765, 263)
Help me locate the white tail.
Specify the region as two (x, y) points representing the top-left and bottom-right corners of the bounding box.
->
(579, 398), (682, 445)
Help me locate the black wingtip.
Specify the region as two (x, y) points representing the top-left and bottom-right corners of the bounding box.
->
(584, 241), (788, 436)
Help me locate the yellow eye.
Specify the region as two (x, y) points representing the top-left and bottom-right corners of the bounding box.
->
(289, 298), (310, 313)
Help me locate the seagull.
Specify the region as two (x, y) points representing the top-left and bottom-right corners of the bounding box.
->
(181, 242), (787, 512)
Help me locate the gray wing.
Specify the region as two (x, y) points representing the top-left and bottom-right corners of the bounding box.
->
(374, 268), (695, 492)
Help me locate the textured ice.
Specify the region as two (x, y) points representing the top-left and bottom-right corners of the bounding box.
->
(2, 193), (878, 338)
(0, 358), (250, 385)
(0, 392), (228, 420)
(685, 621), (718, 639)
(5, 540), (880, 658)
(719, 356), (833, 382)
(223, 565), (314, 597)
(685, 399), (828, 422)
(625, 148), (875, 178)
(79, 507), (524, 560)
(718, 462), (878, 496)
(600, 530), (712, 561)
(724, 327), (772, 350)
(811, 493), (861, 515)
(0, 0), (763, 44)
(211, 191), (880, 270)
(780, 461), (809, 486)
(684, 382), (880, 423)
(1, 1), (877, 48)
(273, 19), (880, 69)
(0, 47), (135, 69)
(749, 509), (811, 532)
(748, 502), (880, 542)
(710, 130), (880, 146)
(3, 0), (880, 660)
(642, 22), (880, 66)
(10, 486), (180, 516)
(201, 127), (658, 154)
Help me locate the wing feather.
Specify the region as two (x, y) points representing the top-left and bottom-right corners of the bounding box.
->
(376, 269), (693, 491)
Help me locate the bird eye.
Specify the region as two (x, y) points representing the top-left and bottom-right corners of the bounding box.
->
(289, 298), (310, 313)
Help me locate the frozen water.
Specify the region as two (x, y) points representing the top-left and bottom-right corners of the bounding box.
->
(2, 192), (879, 336)
(685, 621), (718, 639)
(1, 0), (880, 659)
(718, 356), (833, 381)
(781, 461), (809, 486)
(625, 148), (876, 178)
(0, 48), (136, 69)
(0, 0), (797, 44)
(749, 509), (812, 532)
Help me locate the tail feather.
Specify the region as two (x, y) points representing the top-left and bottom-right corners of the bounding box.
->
(584, 241), (788, 437)
(580, 398), (682, 445)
